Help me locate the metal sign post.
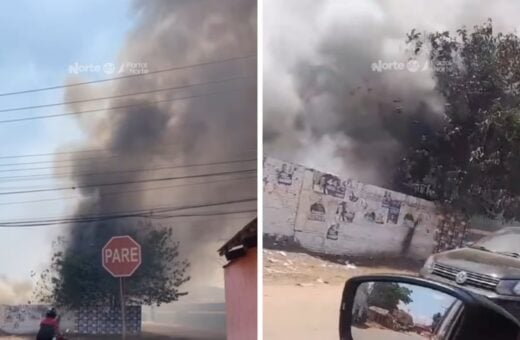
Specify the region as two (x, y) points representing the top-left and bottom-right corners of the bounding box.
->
(102, 236), (142, 339)
(120, 277), (126, 340)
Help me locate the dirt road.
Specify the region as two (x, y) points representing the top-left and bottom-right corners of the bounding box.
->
(0, 323), (224, 340)
(352, 327), (428, 340)
(263, 249), (416, 340)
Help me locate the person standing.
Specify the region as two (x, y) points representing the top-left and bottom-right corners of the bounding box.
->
(36, 308), (60, 340)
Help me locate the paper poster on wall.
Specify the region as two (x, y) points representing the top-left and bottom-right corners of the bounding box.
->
(276, 163), (294, 185)
(348, 190), (359, 202)
(313, 171), (346, 199)
(364, 211), (385, 224)
(386, 200), (401, 224)
(382, 191), (392, 208)
(336, 201), (355, 223)
(403, 213), (420, 228)
(326, 224), (340, 240)
(308, 198), (326, 222)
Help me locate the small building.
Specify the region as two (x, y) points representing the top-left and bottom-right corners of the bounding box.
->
(367, 306), (391, 327)
(392, 308), (414, 329)
(413, 324), (432, 335)
(218, 218), (257, 340)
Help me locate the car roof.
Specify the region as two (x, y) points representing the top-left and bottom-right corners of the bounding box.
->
(494, 227), (520, 234)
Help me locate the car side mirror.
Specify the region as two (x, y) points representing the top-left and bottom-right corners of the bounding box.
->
(339, 274), (520, 340)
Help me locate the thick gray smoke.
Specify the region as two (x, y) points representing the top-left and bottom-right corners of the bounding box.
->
(264, 0), (520, 186)
(0, 275), (32, 305)
(56, 0), (256, 304)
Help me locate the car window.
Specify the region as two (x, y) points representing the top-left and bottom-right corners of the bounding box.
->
(433, 300), (464, 340)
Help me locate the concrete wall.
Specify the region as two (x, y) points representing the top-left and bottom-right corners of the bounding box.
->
(0, 305), (75, 335)
(264, 157), (439, 260)
(224, 248), (257, 340)
(77, 305), (141, 335)
(0, 304), (140, 335)
(263, 157), (305, 236)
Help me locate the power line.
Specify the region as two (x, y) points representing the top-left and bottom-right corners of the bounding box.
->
(149, 209), (257, 220)
(0, 74), (253, 114)
(0, 147), (113, 160)
(0, 145), (256, 160)
(0, 157), (256, 182)
(0, 197), (256, 224)
(0, 149), (254, 168)
(0, 154), (129, 167)
(0, 54), (256, 97)
(0, 82), (254, 124)
(0, 149), (255, 172)
(0, 209), (257, 228)
(0, 174), (256, 206)
(0, 197), (257, 227)
(0, 168), (256, 195)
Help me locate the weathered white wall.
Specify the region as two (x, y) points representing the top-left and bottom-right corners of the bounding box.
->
(0, 304), (140, 335)
(263, 157), (304, 236)
(264, 157), (439, 259)
(0, 305), (76, 335)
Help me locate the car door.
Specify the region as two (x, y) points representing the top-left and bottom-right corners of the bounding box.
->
(432, 300), (464, 340)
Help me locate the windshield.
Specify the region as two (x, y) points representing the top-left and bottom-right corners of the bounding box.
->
(473, 229), (520, 254)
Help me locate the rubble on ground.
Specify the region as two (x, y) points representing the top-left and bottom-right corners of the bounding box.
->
(264, 249), (415, 285)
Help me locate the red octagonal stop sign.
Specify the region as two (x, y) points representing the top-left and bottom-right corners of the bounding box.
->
(102, 236), (142, 277)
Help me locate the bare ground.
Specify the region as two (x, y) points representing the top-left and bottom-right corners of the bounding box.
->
(263, 249), (418, 340)
(0, 323), (224, 340)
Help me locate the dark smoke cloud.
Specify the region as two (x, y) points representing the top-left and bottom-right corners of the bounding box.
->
(264, 0), (520, 186)
(56, 0), (256, 304)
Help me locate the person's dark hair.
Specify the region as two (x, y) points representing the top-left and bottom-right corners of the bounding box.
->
(46, 307), (57, 318)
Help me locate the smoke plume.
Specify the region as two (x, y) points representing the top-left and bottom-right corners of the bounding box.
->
(0, 276), (32, 305)
(264, 0), (520, 186)
(55, 0), (256, 303)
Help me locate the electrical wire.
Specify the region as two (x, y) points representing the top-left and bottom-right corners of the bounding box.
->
(0, 82), (254, 124)
(0, 145), (256, 160)
(0, 168), (256, 195)
(0, 54), (256, 97)
(0, 197), (257, 227)
(0, 209), (258, 228)
(0, 157), (256, 182)
(0, 174), (255, 206)
(0, 74), (253, 114)
(0, 150), (254, 168)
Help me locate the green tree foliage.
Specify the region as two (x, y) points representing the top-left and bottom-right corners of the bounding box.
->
(34, 221), (190, 308)
(367, 282), (413, 312)
(397, 19), (520, 220)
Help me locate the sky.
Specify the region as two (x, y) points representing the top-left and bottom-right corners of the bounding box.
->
(0, 0), (135, 296)
(398, 284), (456, 326)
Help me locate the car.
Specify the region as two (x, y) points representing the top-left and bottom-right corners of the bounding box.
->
(431, 298), (464, 340)
(340, 274), (520, 340)
(420, 227), (520, 318)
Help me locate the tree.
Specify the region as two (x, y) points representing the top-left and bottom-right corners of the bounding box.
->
(367, 282), (413, 312)
(34, 221), (190, 308)
(396, 19), (520, 221)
